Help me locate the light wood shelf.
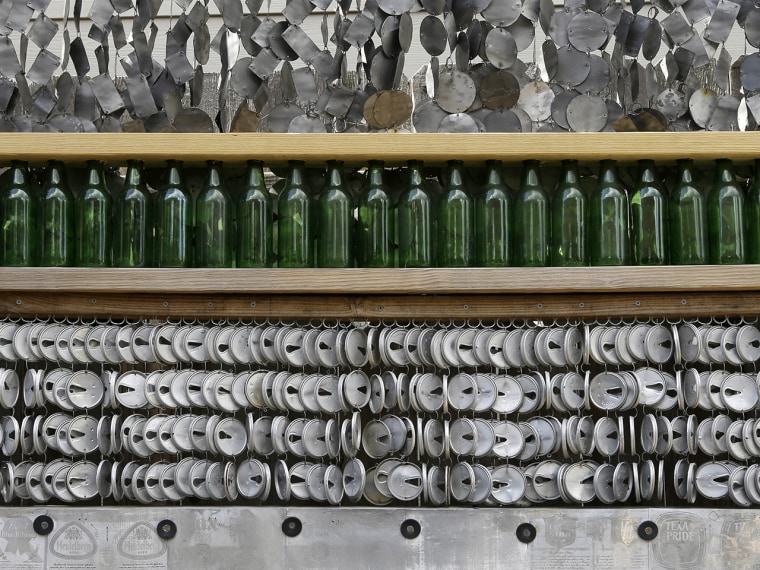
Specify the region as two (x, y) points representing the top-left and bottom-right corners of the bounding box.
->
(1, 266), (759, 294)
(1, 131), (759, 165)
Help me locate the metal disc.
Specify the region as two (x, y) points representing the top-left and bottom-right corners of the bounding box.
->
(481, 0), (522, 27)
(373, 90), (413, 128)
(740, 54), (760, 94)
(480, 70), (520, 109)
(420, 15), (448, 56)
(266, 102), (304, 132)
(567, 11), (609, 52)
(746, 8), (760, 48)
(435, 69), (477, 113)
(506, 16), (536, 51)
(438, 112), (481, 132)
(551, 89), (578, 129)
(482, 108), (522, 131)
(576, 54), (611, 94)
(517, 80), (554, 121)
(369, 49), (400, 91)
(288, 114), (326, 133)
(484, 27), (517, 70)
(380, 15), (402, 58)
(554, 46), (591, 86)
(542, 39), (558, 80)
(376, 0), (415, 16)
(566, 94), (609, 132)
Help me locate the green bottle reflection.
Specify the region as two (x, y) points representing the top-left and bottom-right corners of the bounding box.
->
(708, 158), (746, 265)
(590, 159), (630, 266)
(515, 160), (549, 267)
(195, 160), (233, 268)
(114, 160), (153, 267)
(0, 160), (37, 266)
(438, 160), (474, 267)
(669, 159), (707, 265)
(398, 160), (433, 268)
(475, 160), (511, 267)
(278, 160), (314, 268)
(551, 159), (587, 267)
(40, 160), (73, 267)
(155, 160), (193, 268)
(631, 159), (668, 265)
(358, 160), (394, 268)
(75, 160), (112, 267)
(237, 160), (273, 268)
(317, 160), (354, 268)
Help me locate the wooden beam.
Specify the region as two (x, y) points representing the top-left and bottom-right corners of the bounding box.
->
(2, 266), (760, 294)
(1, 132), (760, 165)
(2, 291), (759, 319)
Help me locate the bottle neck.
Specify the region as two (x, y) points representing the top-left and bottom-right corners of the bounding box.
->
(326, 161), (344, 189)
(86, 162), (104, 188)
(407, 161), (424, 188)
(47, 161), (65, 187)
(287, 161), (306, 187)
(714, 159), (735, 185)
(521, 160), (542, 188)
(206, 161), (223, 189)
(165, 162), (184, 188)
(638, 160), (656, 185)
(677, 160), (694, 185)
(367, 161), (385, 187)
(245, 161), (265, 188)
(561, 160), (579, 185)
(124, 161), (144, 189)
(447, 161), (465, 189)
(598, 160), (619, 185)
(485, 161), (503, 186)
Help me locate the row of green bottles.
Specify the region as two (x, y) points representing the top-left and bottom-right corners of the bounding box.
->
(1, 157), (756, 267)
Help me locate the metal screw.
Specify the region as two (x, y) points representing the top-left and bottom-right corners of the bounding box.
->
(378, 306), (384, 311)
(162, 301), (169, 307)
(162, 523), (171, 533)
(644, 526), (653, 536)
(463, 304), (469, 309)
(681, 299), (687, 305)
(251, 302), (256, 307)
(15, 299), (21, 305)
(207, 302), (213, 307)
(91, 298), (97, 304)
(579, 302), (585, 308)
(537, 303), (543, 309)
(635, 300), (641, 306)
(40, 521), (49, 530)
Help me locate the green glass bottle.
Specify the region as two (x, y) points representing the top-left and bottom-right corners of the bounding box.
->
(631, 159), (668, 265)
(550, 159), (587, 266)
(590, 159), (630, 266)
(277, 160), (313, 268)
(155, 160), (193, 268)
(398, 160), (433, 267)
(0, 160), (37, 266)
(708, 158), (746, 264)
(317, 160), (354, 268)
(669, 159), (707, 265)
(195, 160), (233, 268)
(113, 160), (153, 267)
(746, 159), (760, 264)
(514, 160), (549, 267)
(358, 160), (394, 267)
(475, 160), (511, 267)
(75, 160), (112, 267)
(438, 160), (474, 267)
(39, 160), (73, 267)
(237, 160), (273, 268)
